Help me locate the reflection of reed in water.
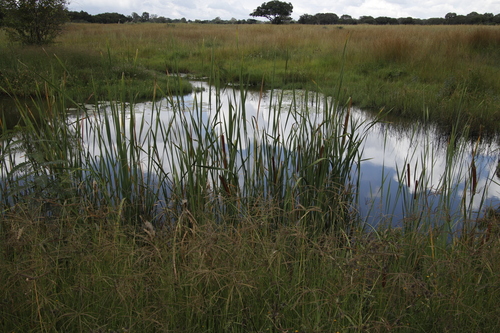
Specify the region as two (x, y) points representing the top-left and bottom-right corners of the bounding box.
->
(496, 159), (500, 179)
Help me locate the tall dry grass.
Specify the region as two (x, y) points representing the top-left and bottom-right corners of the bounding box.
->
(2, 202), (500, 332)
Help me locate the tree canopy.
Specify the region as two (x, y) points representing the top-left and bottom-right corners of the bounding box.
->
(298, 13), (339, 24)
(0, 0), (69, 45)
(250, 0), (293, 24)
(62, 8), (499, 26)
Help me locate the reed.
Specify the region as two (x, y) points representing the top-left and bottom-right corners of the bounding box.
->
(0, 46), (368, 237)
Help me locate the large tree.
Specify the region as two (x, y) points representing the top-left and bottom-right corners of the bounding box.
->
(250, 0), (293, 24)
(1, 0), (69, 45)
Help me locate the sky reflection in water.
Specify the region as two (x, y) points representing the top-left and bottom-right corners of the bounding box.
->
(81, 81), (500, 227)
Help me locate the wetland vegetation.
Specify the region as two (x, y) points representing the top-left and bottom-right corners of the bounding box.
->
(1, 23), (499, 132)
(1, 23), (500, 332)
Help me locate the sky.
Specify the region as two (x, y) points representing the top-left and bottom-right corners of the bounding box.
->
(68, 0), (500, 21)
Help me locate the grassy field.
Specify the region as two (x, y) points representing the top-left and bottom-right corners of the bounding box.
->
(1, 23), (499, 133)
(1, 23), (500, 332)
(3, 210), (500, 332)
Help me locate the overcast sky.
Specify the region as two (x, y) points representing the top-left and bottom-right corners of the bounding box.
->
(68, 0), (500, 21)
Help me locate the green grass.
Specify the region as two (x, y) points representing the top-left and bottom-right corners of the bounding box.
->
(0, 37), (192, 105)
(2, 23), (500, 133)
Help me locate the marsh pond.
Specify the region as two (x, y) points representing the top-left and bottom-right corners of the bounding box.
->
(2, 79), (499, 231)
(60, 80), (500, 229)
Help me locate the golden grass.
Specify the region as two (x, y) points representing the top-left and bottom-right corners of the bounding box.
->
(55, 24), (498, 56)
(2, 203), (500, 331)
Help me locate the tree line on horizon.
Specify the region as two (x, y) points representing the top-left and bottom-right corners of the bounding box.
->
(65, 10), (500, 25)
(0, 4), (497, 25)
(66, 11), (260, 24)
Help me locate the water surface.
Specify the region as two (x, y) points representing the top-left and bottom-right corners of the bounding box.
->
(75, 80), (500, 227)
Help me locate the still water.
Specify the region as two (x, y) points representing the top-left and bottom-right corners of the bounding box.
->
(76, 80), (500, 227)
